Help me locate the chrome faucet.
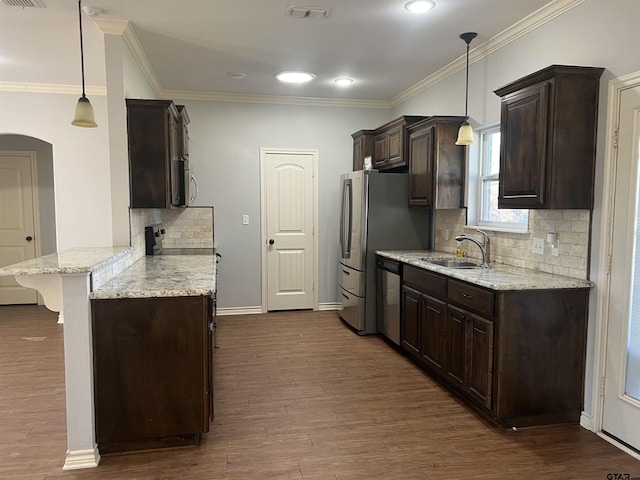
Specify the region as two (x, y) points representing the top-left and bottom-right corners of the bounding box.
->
(455, 228), (491, 267)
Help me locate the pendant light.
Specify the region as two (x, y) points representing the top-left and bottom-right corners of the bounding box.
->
(455, 32), (477, 145)
(71, 0), (97, 128)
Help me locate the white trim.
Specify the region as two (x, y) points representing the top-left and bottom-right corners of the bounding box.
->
(260, 148), (319, 313)
(318, 302), (342, 311)
(580, 411), (593, 430)
(592, 71), (640, 439)
(0, 82), (106, 96)
(217, 303), (339, 316)
(0, 0), (582, 109)
(597, 432), (640, 461)
(164, 90), (389, 109)
(216, 306), (263, 316)
(390, 0), (586, 107)
(63, 447), (100, 470)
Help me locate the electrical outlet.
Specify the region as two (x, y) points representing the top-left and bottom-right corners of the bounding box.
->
(443, 229), (449, 241)
(242, 215), (249, 225)
(551, 241), (560, 256)
(533, 238), (545, 255)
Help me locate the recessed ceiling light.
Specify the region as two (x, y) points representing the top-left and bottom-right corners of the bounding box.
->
(404, 0), (436, 14)
(276, 71), (315, 84)
(226, 72), (247, 79)
(334, 78), (354, 87)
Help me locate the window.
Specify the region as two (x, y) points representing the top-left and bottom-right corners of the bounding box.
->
(477, 126), (528, 230)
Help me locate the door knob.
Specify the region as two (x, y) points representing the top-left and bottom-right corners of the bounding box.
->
(268, 239), (275, 245)
(26, 236), (33, 241)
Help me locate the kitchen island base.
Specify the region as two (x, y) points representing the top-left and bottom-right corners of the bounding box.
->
(91, 295), (214, 454)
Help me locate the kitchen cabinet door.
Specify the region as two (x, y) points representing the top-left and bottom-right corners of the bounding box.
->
(420, 294), (447, 373)
(401, 285), (422, 359)
(407, 116), (466, 208)
(445, 304), (467, 388)
(495, 65), (604, 209)
(127, 99), (188, 209)
(408, 125), (435, 207)
(467, 312), (493, 409)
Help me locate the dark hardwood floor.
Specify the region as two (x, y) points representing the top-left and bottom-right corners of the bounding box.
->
(1, 305), (639, 479)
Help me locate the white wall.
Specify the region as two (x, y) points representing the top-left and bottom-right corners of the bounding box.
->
(175, 99), (389, 308)
(0, 91), (112, 250)
(392, 0), (640, 417)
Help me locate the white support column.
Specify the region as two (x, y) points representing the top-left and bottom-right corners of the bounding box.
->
(60, 273), (100, 470)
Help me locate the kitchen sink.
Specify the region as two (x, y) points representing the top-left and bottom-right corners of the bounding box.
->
(420, 257), (482, 269)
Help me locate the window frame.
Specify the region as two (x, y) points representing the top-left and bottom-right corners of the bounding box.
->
(474, 125), (529, 232)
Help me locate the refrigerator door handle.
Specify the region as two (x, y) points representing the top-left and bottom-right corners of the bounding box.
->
(341, 179), (352, 258)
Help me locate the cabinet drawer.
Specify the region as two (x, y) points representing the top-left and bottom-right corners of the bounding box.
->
(403, 265), (446, 300)
(339, 264), (365, 296)
(448, 279), (494, 317)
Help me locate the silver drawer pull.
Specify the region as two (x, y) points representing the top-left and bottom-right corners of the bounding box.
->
(462, 292), (473, 298)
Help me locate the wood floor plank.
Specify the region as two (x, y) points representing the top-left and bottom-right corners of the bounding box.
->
(1, 305), (639, 479)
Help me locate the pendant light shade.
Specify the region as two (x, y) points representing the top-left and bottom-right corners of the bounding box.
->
(71, 0), (97, 128)
(455, 32), (476, 146)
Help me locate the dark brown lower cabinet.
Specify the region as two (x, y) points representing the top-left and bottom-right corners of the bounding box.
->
(446, 305), (493, 409)
(91, 295), (213, 453)
(400, 264), (589, 428)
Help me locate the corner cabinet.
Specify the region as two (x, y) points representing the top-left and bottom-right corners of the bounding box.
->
(91, 295), (213, 453)
(494, 65), (604, 209)
(407, 116), (467, 208)
(126, 99), (188, 209)
(400, 264), (589, 427)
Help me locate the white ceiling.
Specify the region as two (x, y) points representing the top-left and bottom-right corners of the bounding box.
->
(0, 0), (559, 102)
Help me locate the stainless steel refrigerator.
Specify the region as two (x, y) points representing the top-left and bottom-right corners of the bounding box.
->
(338, 170), (432, 335)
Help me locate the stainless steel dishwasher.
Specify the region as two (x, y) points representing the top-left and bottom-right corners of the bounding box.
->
(376, 256), (401, 345)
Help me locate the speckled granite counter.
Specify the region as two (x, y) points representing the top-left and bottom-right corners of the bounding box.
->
(376, 250), (594, 290)
(0, 246), (134, 276)
(90, 255), (217, 299)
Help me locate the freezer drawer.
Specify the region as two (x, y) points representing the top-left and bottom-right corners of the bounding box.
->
(339, 287), (365, 332)
(338, 263), (365, 296)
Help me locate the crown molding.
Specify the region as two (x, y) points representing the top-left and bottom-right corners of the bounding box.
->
(0, 82), (106, 96)
(95, 19), (163, 97)
(93, 18), (128, 36)
(161, 89), (390, 109)
(390, 0), (586, 107)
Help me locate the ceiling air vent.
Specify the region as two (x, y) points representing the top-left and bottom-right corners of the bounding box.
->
(286, 5), (329, 19)
(2, 0), (46, 6)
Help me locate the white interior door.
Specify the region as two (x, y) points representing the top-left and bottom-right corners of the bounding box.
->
(0, 152), (38, 304)
(603, 83), (640, 451)
(262, 149), (316, 311)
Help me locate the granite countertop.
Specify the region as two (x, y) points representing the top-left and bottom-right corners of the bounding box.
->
(376, 250), (594, 291)
(0, 246), (134, 276)
(91, 255), (217, 299)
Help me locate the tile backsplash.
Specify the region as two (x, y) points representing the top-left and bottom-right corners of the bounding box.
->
(434, 209), (590, 280)
(129, 207), (215, 253)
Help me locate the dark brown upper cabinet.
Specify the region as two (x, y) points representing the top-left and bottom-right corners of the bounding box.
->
(494, 65), (604, 209)
(407, 116), (467, 208)
(126, 99), (185, 209)
(351, 130), (375, 171)
(370, 116), (425, 171)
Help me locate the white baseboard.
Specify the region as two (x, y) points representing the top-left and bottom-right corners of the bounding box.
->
(318, 302), (341, 311)
(63, 447), (100, 470)
(217, 303), (341, 316)
(217, 306), (263, 316)
(580, 411), (594, 431)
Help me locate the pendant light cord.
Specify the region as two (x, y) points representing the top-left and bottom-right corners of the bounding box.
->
(464, 42), (469, 120)
(77, 0), (86, 99)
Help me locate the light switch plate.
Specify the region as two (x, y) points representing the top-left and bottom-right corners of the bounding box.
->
(242, 214), (249, 225)
(533, 238), (545, 255)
